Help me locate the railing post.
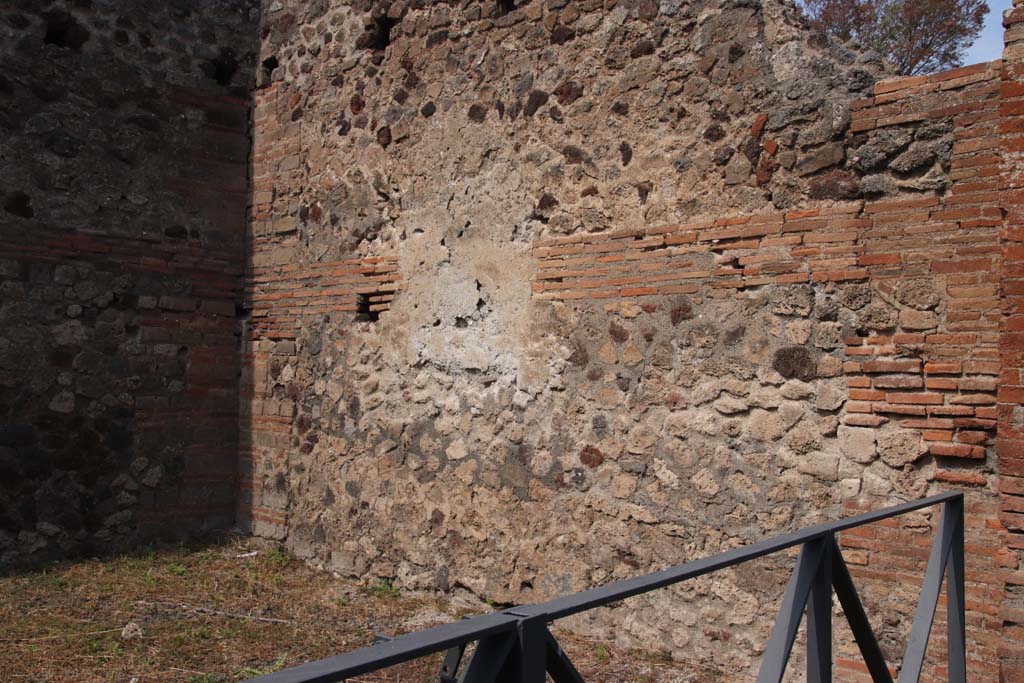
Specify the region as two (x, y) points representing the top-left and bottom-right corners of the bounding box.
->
(807, 534), (833, 683)
(945, 497), (966, 683)
(500, 612), (547, 683)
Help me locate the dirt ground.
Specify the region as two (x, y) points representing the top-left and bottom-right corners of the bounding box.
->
(0, 538), (708, 683)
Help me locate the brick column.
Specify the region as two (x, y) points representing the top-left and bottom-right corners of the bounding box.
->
(999, 1), (1024, 679)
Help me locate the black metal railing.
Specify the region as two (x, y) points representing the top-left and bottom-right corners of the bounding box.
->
(249, 491), (966, 683)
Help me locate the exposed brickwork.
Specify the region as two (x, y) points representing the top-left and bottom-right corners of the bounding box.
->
(532, 190), (1002, 465)
(999, 1), (1024, 679)
(248, 255), (403, 337)
(530, 52), (1004, 471)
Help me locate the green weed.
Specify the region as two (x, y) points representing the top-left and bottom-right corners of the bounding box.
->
(167, 563), (188, 576)
(359, 579), (400, 599)
(235, 653), (288, 679)
(266, 547), (295, 567)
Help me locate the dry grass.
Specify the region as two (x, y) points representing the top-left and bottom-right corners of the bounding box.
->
(0, 538), (702, 683)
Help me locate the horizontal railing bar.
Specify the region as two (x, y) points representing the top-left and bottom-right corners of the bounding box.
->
(821, 491), (959, 535)
(519, 491), (959, 621)
(247, 491), (961, 683)
(249, 612), (519, 683)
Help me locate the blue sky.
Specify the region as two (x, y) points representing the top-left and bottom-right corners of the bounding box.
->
(965, 0), (1011, 64)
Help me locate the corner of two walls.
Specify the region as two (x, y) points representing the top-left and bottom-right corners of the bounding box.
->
(6, 0), (1015, 676)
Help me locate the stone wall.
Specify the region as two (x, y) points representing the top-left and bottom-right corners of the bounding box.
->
(2, 0), (1022, 680)
(242, 1), (1023, 681)
(0, 0), (258, 563)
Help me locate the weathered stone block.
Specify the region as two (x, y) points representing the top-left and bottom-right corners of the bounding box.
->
(795, 142), (844, 176)
(815, 382), (846, 411)
(773, 346), (816, 381)
(837, 426), (876, 463)
(894, 279), (941, 311)
(797, 450), (839, 481)
(877, 431), (926, 468)
(747, 408), (787, 441)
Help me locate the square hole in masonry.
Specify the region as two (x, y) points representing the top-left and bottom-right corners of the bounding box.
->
(355, 293), (380, 322)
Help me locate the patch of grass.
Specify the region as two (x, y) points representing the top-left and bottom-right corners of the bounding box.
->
(217, 622), (242, 639)
(167, 563), (189, 576)
(30, 571), (67, 590)
(121, 547), (158, 570)
(83, 634), (121, 656)
(359, 578), (400, 599)
(235, 652), (288, 679)
(265, 546), (295, 567)
(595, 643), (610, 664)
(174, 625), (214, 647)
